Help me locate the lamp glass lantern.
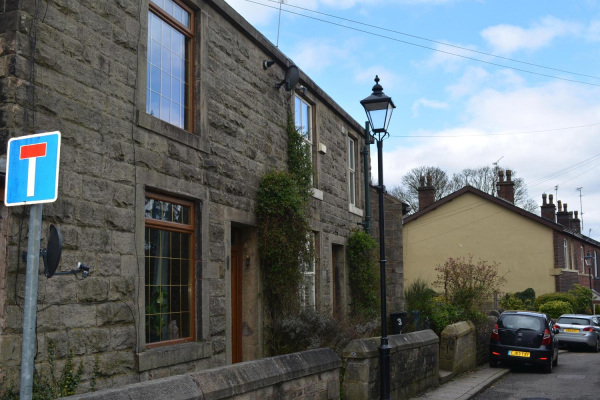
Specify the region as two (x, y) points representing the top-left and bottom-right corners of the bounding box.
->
(360, 75), (396, 135)
(585, 251), (594, 268)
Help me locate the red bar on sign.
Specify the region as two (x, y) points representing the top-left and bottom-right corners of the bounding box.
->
(20, 143), (47, 159)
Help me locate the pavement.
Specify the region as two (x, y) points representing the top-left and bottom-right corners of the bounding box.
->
(414, 366), (510, 400)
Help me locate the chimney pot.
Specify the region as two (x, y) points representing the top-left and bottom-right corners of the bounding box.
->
(426, 174), (432, 186)
(418, 175), (436, 211)
(549, 194), (554, 204)
(419, 175), (425, 187)
(542, 194), (547, 205)
(541, 193), (557, 222)
(506, 170), (512, 182)
(564, 203), (568, 212)
(498, 170), (505, 182)
(558, 200), (562, 209)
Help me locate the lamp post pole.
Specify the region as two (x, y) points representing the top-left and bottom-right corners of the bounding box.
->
(376, 137), (391, 399)
(360, 76), (395, 400)
(585, 251), (594, 314)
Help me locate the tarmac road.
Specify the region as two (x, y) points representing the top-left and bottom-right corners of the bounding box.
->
(474, 349), (600, 400)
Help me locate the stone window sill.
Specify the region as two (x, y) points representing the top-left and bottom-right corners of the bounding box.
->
(136, 110), (209, 154)
(312, 188), (324, 201)
(349, 204), (363, 217)
(136, 341), (213, 372)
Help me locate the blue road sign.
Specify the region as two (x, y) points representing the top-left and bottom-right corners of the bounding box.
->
(4, 131), (61, 206)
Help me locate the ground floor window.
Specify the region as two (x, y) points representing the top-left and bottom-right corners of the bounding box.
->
(144, 192), (195, 347)
(300, 233), (317, 309)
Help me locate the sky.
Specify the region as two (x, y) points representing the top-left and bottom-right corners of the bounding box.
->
(225, 0), (600, 241)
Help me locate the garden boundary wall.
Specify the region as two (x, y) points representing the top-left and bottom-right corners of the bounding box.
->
(439, 321), (476, 374)
(63, 348), (341, 400)
(342, 330), (439, 399)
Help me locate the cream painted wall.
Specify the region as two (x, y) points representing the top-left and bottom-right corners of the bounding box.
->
(403, 192), (555, 297)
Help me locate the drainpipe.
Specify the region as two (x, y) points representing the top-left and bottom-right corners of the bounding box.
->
(362, 121), (371, 233)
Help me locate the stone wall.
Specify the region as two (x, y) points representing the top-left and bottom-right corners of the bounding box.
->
(439, 321), (476, 374)
(342, 330), (439, 400)
(0, 0), (372, 391)
(63, 348), (341, 400)
(369, 187), (404, 314)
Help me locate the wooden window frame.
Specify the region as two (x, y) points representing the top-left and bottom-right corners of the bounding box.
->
(295, 95), (315, 185)
(564, 239), (569, 269)
(145, 191), (196, 349)
(148, 0), (194, 132)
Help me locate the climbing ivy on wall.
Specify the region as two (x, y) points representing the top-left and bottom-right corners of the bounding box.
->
(257, 110), (313, 321)
(347, 230), (380, 317)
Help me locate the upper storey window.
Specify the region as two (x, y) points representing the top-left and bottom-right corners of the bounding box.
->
(147, 1), (193, 130)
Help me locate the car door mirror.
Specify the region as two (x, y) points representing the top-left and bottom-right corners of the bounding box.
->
(552, 328), (559, 334)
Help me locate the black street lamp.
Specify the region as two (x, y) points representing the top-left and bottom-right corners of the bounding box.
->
(585, 251), (595, 314)
(361, 75), (396, 400)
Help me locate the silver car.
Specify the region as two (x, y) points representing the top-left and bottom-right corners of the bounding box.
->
(554, 314), (600, 351)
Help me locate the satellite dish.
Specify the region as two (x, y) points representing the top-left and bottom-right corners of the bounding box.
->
(43, 224), (62, 278)
(276, 65), (300, 91)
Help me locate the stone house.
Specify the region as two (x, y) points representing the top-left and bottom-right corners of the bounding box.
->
(0, 0), (403, 391)
(403, 170), (600, 297)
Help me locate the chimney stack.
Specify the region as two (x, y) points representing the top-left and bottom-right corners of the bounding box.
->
(540, 194), (556, 222)
(496, 170), (515, 203)
(556, 202), (570, 227)
(418, 174), (436, 211)
(571, 211), (581, 233)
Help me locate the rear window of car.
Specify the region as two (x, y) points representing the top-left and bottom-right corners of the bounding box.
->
(557, 317), (591, 325)
(499, 315), (543, 331)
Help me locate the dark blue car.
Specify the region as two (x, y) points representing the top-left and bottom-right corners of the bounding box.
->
(489, 311), (559, 373)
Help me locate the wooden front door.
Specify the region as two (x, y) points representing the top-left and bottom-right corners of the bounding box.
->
(231, 228), (243, 363)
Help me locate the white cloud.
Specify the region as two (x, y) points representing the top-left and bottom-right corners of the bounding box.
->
(223, 0), (279, 26)
(355, 66), (402, 89)
(412, 98), (448, 117)
(416, 42), (478, 72)
(481, 16), (582, 54)
(291, 39), (360, 75)
(586, 20), (600, 41)
(374, 79), (600, 240)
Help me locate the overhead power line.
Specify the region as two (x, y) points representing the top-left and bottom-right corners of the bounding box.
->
(258, 0), (600, 81)
(242, 0), (600, 88)
(388, 122), (600, 139)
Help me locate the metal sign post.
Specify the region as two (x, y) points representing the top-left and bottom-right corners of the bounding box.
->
(4, 131), (61, 400)
(19, 203), (43, 399)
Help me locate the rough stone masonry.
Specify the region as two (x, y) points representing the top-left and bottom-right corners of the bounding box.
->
(0, 0), (403, 392)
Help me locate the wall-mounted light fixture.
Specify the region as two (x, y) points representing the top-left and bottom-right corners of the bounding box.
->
(263, 60), (275, 70)
(294, 86), (307, 96)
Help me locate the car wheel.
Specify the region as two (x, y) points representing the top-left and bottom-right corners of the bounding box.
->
(543, 359), (553, 373)
(594, 338), (599, 353)
(489, 358), (499, 368)
(553, 351), (558, 366)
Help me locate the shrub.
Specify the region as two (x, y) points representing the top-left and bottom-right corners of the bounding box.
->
(268, 308), (379, 356)
(475, 315), (498, 365)
(434, 255), (506, 314)
(404, 279), (436, 317)
(500, 293), (526, 311)
(514, 288), (536, 309)
(596, 304), (600, 314)
(347, 230), (379, 318)
(569, 285), (593, 314)
(535, 292), (576, 310)
(538, 300), (573, 319)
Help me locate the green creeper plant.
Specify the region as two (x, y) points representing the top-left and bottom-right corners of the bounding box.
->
(347, 230), (379, 317)
(258, 109), (313, 346)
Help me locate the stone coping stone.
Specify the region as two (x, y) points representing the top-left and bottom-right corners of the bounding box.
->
(65, 348), (341, 400)
(63, 375), (200, 400)
(440, 321), (475, 340)
(343, 330), (439, 359)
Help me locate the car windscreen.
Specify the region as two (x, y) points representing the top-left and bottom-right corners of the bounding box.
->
(557, 317), (591, 325)
(499, 315), (543, 331)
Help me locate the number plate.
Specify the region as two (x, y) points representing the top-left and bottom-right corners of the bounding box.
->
(508, 350), (530, 357)
(564, 328), (579, 333)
